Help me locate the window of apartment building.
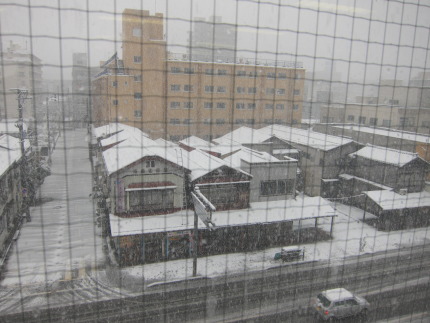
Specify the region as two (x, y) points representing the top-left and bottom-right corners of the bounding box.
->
(171, 84), (181, 91)
(184, 84), (194, 92)
(204, 118), (211, 125)
(235, 119), (245, 124)
(369, 118), (378, 126)
(274, 119), (284, 124)
(293, 89), (300, 95)
(112, 99), (119, 106)
(237, 87), (245, 94)
(237, 70), (246, 77)
(359, 116), (366, 124)
(248, 87), (257, 94)
(170, 118), (180, 125)
(278, 73), (287, 79)
(184, 102), (193, 109)
(246, 119), (255, 125)
(267, 72), (276, 79)
(260, 179), (294, 196)
(292, 119), (298, 124)
(347, 115), (355, 121)
(276, 89), (286, 95)
(133, 56), (142, 63)
(205, 69), (215, 75)
(170, 67), (182, 73)
(205, 85), (215, 93)
(422, 121), (430, 128)
(266, 88), (275, 95)
(134, 110), (142, 118)
(265, 104), (274, 109)
(236, 103), (245, 109)
(125, 81), (128, 86)
(204, 102), (213, 109)
(216, 119), (225, 125)
(216, 102), (226, 109)
(276, 104), (285, 110)
(112, 81), (118, 87)
(218, 69), (227, 76)
(294, 73), (300, 79)
(389, 99), (400, 105)
(293, 104), (299, 110)
(134, 74), (142, 82)
(184, 67), (195, 74)
(132, 27), (141, 37)
(249, 71), (258, 78)
(264, 119), (272, 124)
(217, 86), (226, 93)
(383, 119), (391, 127)
(134, 92), (142, 100)
(183, 119), (192, 125)
(170, 101), (180, 109)
(248, 103), (256, 109)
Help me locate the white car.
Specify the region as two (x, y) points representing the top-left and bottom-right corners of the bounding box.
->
(312, 288), (370, 321)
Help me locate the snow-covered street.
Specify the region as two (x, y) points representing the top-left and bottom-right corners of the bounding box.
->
(1, 129), (104, 287)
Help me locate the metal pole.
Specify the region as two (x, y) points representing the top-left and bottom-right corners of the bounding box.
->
(193, 209), (198, 277)
(46, 97), (51, 164)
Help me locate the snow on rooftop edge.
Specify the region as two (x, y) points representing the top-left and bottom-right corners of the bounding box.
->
(109, 196), (335, 237)
(364, 190), (430, 210)
(350, 144), (420, 167)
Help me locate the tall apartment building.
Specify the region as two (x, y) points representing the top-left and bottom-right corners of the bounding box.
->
(92, 9), (305, 141)
(0, 41), (43, 120)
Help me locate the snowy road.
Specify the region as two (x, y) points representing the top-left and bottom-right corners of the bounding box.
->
(1, 129), (105, 287)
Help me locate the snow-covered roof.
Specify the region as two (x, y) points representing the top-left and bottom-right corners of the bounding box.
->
(100, 127), (148, 148)
(0, 120), (28, 134)
(154, 138), (179, 148)
(364, 190), (430, 210)
(109, 196), (336, 236)
(93, 123), (148, 140)
(223, 146), (282, 168)
(350, 144), (422, 167)
(0, 134), (27, 176)
(323, 288), (354, 302)
(179, 136), (215, 150)
(102, 135), (181, 175)
(334, 125), (430, 144)
(213, 126), (273, 146)
(259, 124), (354, 151)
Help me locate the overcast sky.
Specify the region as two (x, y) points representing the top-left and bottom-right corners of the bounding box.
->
(1, 0), (429, 84)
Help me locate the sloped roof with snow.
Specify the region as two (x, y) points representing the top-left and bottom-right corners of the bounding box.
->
(213, 126), (273, 146)
(259, 124), (354, 151)
(364, 190), (430, 210)
(100, 126), (148, 148)
(180, 136), (215, 150)
(334, 124), (430, 144)
(223, 146), (282, 168)
(93, 123), (148, 140)
(350, 144), (422, 167)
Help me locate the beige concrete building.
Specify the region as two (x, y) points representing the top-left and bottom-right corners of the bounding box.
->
(0, 42), (43, 120)
(92, 9), (305, 141)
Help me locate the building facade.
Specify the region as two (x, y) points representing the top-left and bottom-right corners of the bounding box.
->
(91, 9), (305, 141)
(0, 42), (43, 120)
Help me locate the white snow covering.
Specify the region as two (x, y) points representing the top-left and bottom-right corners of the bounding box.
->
(334, 124), (430, 144)
(93, 123), (148, 140)
(180, 136), (215, 150)
(364, 190), (430, 210)
(350, 144), (420, 167)
(223, 146), (283, 168)
(339, 174), (393, 191)
(109, 196), (335, 237)
(213, 126), (273, 146)
(0, 134), (29, 176)
(0, 120), (28, 134)
(259, 124), (354, 151)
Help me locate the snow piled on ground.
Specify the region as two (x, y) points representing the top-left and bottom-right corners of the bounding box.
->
(122, 202), (430, 284)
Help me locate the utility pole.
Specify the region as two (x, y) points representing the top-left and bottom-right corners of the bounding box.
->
(46, 96), (51, 164)
(11, 88), (32, 222)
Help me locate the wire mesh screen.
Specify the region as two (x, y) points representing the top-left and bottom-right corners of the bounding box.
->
(0, 0), (429, 322)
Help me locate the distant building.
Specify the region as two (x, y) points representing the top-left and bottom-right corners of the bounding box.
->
(0, 41), (43, 120)
(91, 9), (305, 140)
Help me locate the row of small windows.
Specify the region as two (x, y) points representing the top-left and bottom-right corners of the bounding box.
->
(169, 101), (300, 110)
(169, 118), (298, 126)
(170, 84), (300, 95)
(170, 66), (301, 79)
(111, 75), (142, 87)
